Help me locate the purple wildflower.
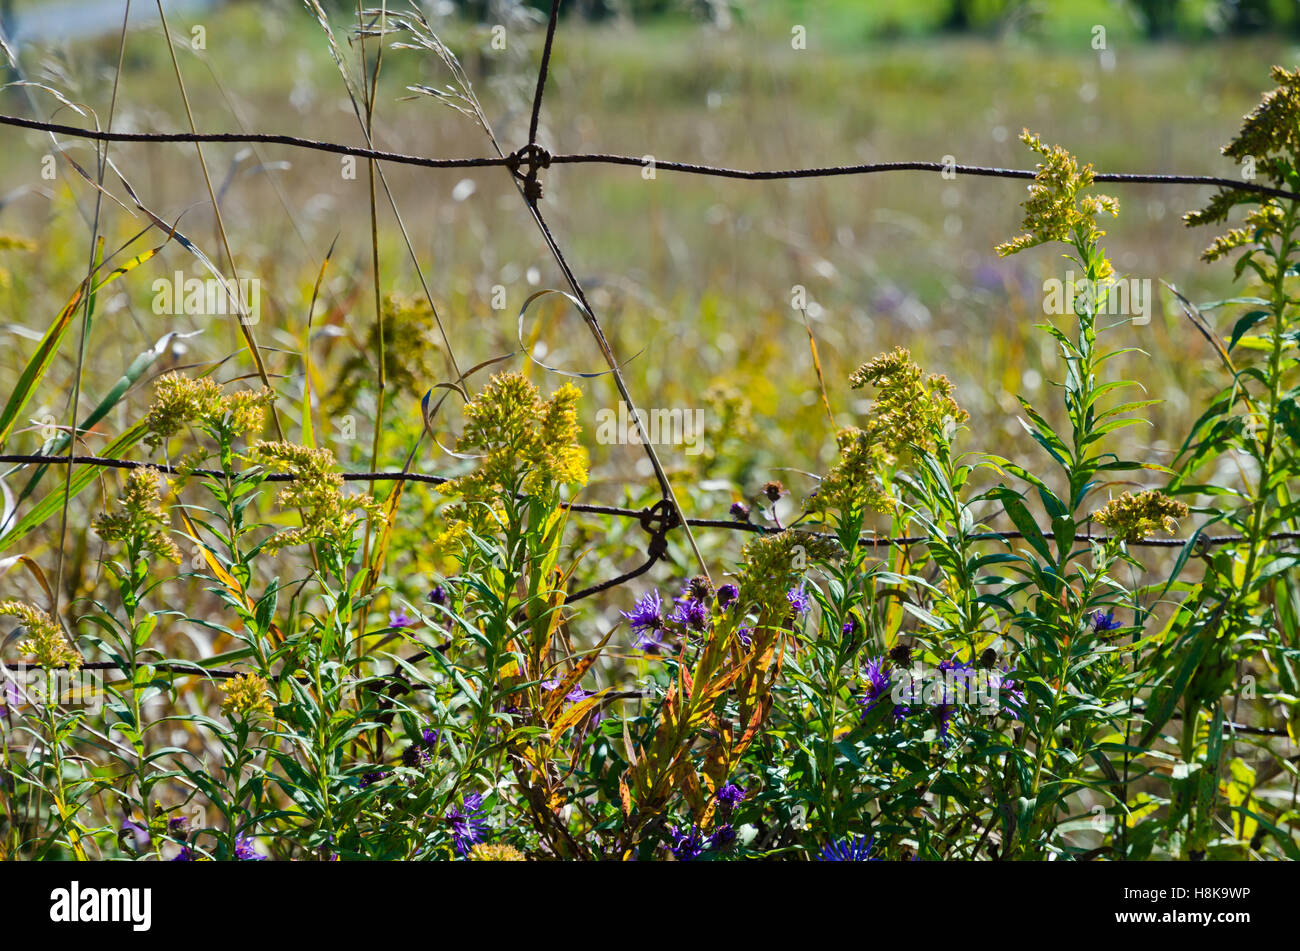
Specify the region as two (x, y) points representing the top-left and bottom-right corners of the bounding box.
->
(623, 590), (665, 637)
(716, 583), (740, 609)
(388, 609), (413, 628)
(709, 824), (737, 850)
(669, 597), (710, 633)
(1090, 610), (1121, 633)
(234, 835), (266, 861)
(820, 835), (877, 861)
(542, 679), (591, 702)
(0, 678), (18, 717)
(736, 626), (753, 648)
(119, 818), (151, 854)
(842, 617), (858, 637)
(623, 590), (671, 653)
(667, 824), (707, 861)
(990, 663), (1025, 718)
(717, 782), (746, 815)
(360, 770), (390, 788)
(935, 656), (975, 740)
(729, 501), (751, 522)
(171, 846), (193, 862)
(447, 793), (490, 856)
(859, 656), (894, 719)
(786, 584), (812, 616)
(428, 585), (448, 605)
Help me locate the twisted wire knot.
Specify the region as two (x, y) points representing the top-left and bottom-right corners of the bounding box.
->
(507, 143), (553, 201)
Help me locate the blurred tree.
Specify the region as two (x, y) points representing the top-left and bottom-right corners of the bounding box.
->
(942, 0), (1032, 33)
(1125, 0), (1184, 37)
(1216, 0), (1291, 33)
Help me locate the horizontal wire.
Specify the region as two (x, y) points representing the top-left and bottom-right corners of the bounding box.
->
(2, 453), (1296, 549)
(1, 112), (1295, 201)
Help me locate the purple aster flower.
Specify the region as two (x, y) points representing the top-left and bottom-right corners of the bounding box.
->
(1090, 610), (1121, 633)
(118, 818), (151, 854)
(717, 782), (746, 814)
(0, 677), (18, 717)
(736, 626), (753, 648)
(729, 501), (751, 522)
(786, 584), (812, 616)
(622, 590), (665, 636)
(858, 656), (894, 719)
(709, 824), (737, 850)
(171, 846), (193, 862)
(427, 585), (448, 606)
(388, 609), (413, 628)
(667, 824), (707, 861)
(716, 583), (740, 609)
(234, 835), (266, 861)
(935, 656), (975, 740)
(842, 617), (858, 637)
(542, 679), (591, 702)
(623, 590), (671, 653)
(447, 793), (490, 856)
(820, 834), (877, 861)
(669, 597), (710, 633)
(360, 770), (390, 788)
(422, 726), (440, 747)
(990, 663), (1025, 718)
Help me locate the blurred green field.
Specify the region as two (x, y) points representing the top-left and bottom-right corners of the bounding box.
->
(0, 0), (1293, 610)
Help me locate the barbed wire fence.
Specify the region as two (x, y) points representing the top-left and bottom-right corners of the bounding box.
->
(0, 1), (1294, 740)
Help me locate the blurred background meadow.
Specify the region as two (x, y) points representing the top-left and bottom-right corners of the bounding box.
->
(0, 0), (1294, 653)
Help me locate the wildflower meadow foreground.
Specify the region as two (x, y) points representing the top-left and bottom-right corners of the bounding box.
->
(0, 4), (1299, 887)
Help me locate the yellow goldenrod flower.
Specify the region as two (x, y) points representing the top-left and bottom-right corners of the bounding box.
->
(245, 442), (382, 552)
(0, 601), (82, 670)
(1186, 67), (1300, 260)
(220, 672), (273, 718)
(469, 842), (526, 861)
(448, 372), (589, 501)
(812, 349), (965, 518)
(1092, 490), (1189, 543)
(996, 129), (1117, 276)
(144, 372), (273, 450)
(738, 529), (843, 610)
(93, 466), (182, 564)
(334, 295), (446, 406)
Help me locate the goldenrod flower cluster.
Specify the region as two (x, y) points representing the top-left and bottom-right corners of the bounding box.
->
(996, 130), (1118, 276)
(469, 842), (526, 861)
(738, 529), (843, 609)
(246, 442), (382, 552)
(220, 671), (273, 718)
(813, 349), (966, 517)
(1186, 66), (1300, 262)
(1092, 490), (1189, 543)
(0, 601), (82, 670)
(449, 372), (589, 501)
(93, 466), (182, 564)
(144, 372), (273, 450)
(334, 294), (446, 407)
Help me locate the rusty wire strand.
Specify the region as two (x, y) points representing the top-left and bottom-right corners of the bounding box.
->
(0, 113), (1294, 201)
